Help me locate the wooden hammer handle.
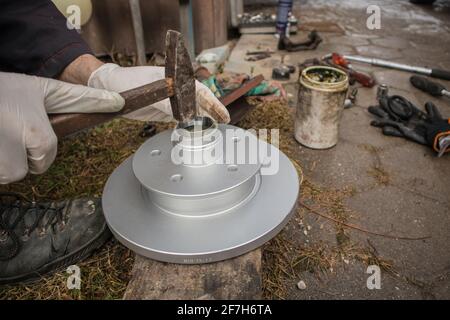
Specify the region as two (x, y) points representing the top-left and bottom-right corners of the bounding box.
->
(49, 74), (265, 138)
(49, 78), (173, 138)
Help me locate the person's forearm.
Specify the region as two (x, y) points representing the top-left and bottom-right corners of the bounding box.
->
(58, 54), (104, 85)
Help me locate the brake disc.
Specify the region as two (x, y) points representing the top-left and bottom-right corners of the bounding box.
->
(102, 117), (299, 264)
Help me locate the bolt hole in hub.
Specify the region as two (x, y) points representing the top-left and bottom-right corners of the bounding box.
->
(102, 116), (299, 263)
(150, 149), (161, 156)
(170, 174), (183, 182)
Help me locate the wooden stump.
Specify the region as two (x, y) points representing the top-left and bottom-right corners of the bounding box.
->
(123, 250), (261, 300)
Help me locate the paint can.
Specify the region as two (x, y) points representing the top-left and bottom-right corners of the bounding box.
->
(295, 66), (349, 149)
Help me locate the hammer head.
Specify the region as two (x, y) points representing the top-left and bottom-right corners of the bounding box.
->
(165, 30), (196, 123)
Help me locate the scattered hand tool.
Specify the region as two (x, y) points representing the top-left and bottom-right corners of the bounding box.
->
(272, 55), (296, 80)
(49, 30), (195, 138)
(246, 49), (274, 61)
(344, 88), (358, 108)
(272, 65), (295, 80)
(323, 53), (450, 81)
(376, 84), (389, 102)
(329, 53), (375, 88)
(245, 52), (271, 61)
(368, 94), (450, 156)
(278, 30), (322, 52)
(246, 49), (275, 55)
(410, 75), (450, 98)
(437, 136), (450, 158)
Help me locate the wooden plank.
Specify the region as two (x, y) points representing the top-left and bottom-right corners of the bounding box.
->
(82, 0), (180, 56)
(213, 0), (228, 47)
(82, 0), (134, 56)
(192, 0), (228, 54)
(192, 0), (214, 54)
(179, 0), (195, 57)
(219, 75), (264, 106)
(141, 0), (181, 54)
(123, 250), (261, 300)
(195, 67), (264, 108)
(49, 79), (173, 138)
(227, 97), (255, 125)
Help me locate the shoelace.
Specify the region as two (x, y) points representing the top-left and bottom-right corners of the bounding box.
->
(0, 192), (65, 261)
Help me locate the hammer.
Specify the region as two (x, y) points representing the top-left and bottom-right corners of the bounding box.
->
(49, 30), (197, 138)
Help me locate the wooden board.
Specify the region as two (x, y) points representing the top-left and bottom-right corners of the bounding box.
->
(82, 0), (181, 56)
(49, 79), (173, 138)
(192, 0), (228, 54)
(123, 250), (261, 300)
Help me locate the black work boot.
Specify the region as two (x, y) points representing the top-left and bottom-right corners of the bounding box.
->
(0, 192), (111, 285)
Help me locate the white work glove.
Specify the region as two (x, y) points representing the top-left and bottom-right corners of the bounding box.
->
(88, 63), (231, 123)
(0, 71), (125, 184)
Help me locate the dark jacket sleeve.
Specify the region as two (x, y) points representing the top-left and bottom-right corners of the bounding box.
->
(0, 0), (92, 78)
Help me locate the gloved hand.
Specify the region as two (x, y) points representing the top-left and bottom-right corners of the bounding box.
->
(368, 95), (450, 156)
(0, 72), (125, 184)
(87, 63), (231, 123)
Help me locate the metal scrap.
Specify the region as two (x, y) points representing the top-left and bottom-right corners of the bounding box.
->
(245, 52), (272, 61)
(278, 30), (322, 52)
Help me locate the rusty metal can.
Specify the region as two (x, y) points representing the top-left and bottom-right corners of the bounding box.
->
(295, 66), (349, 149)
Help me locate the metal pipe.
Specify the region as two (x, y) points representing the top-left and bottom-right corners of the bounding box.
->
(230, 0), (244, 28)
(179, 0), (195, 58)
(129, 0), (147, 66)
(322, 53), (450, 80)
(343, 55), (431, 75)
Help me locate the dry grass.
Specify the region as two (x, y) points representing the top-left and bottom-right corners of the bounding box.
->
(0, 119), (173, 300)
(238, 99), (340, 298)
(367, 167), (390, 186)
(360, 144), (390, 186)
(239, 99), (398, 299)
(0, 97), (398, 300)
(0, 240), (133, 300)
(0, 51), (172, 299)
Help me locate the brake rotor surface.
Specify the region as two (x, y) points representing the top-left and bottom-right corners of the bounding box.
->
(102, 121), (299, 264)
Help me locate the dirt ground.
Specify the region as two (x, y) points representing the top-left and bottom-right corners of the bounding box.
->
(234, 0), (450, 299)
(1, 0), (449, 300)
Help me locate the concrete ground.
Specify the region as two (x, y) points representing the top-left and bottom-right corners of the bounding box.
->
(226, 0), (450, 299)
